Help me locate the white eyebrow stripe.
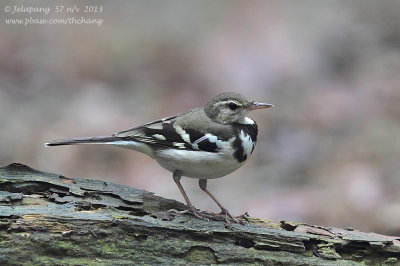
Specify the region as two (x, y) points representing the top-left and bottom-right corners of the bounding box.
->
(214, 100), (242, 106)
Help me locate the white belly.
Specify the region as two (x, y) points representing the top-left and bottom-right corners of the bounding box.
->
(155, 149), (244, 179)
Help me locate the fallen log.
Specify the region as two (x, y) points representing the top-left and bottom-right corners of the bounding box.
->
(0, 163), (399, 265)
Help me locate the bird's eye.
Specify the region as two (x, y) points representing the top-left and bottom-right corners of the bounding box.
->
(228, 102), (239, 110)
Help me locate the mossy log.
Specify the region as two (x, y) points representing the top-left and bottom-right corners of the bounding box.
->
(0, 163), (399, 265)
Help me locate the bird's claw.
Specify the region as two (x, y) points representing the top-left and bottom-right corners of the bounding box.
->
(201, 209), (249, 225)
(169, 207), (249, 225)
(168, 206), (212, 221)
(219, 208), (249, 225)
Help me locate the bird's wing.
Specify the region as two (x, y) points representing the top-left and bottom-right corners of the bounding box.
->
(114, 115), (178, 137)
(113, 115), (223, 152)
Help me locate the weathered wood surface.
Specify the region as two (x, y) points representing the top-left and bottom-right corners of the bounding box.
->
(0, 163), (399, 265)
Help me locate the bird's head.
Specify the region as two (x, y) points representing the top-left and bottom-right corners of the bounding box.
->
(204, 92), (273, 124)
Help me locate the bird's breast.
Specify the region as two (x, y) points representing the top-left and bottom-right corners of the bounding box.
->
(232, 122), (258, 163)
(154, 137), (245, 179)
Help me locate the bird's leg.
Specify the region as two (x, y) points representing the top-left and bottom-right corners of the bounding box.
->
(168, 171), (211, 220)
(198, 179), (246, 224)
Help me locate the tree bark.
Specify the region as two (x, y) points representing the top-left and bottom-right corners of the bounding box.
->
(0, 163), (399, 265)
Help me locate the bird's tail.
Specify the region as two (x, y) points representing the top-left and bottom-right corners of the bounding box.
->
(44, 136), (121, 147)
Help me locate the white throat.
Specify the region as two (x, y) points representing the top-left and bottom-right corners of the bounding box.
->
(240, 117), (255, 125)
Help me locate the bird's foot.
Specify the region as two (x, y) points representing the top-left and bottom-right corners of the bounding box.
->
(203, 209), (249, 225)
(235, 212), (250, 219)
(168, 206), (213, 221)
(233, 212), (250, 225)
(169, 207), (248, 225)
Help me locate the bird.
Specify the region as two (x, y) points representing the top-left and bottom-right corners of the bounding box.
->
(45, 92), (273, 223)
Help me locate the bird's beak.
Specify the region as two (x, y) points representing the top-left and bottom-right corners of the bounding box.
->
(250, 101), (273, 110)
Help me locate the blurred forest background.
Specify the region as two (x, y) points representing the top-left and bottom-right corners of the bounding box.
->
(1, 0), (400, 235)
